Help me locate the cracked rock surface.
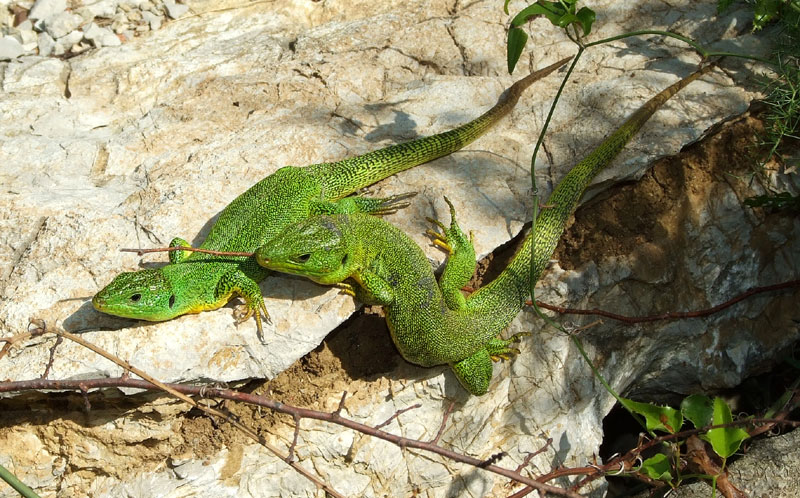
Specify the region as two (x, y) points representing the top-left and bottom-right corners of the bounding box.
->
(0, 0), (798, 496)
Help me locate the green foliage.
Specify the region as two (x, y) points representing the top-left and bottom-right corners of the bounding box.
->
(758, 53), (800, 164)
(681, 394), (715, 429)
(718, 0), (800, 31)
(505, 0), (595, 73)
(641, 453), (673, 481)
(744, 191), (800, 209)
(721, 1), (800, 209)
(700, 398), (750, 458)
(620, 398), (683, 434)
(682, 395), (749, 458)
(615, 395), (749, 487)
(507, 27), (529, 74)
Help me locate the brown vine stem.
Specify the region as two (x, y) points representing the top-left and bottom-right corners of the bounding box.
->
(120, 247), (253, 258)
(0, 373), (580, 498)
(504, 415), (800, 497)
(24, 320), (344, 498)
(528, 279), (800, 323)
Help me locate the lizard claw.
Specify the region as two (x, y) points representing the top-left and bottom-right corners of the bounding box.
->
(485, 332), (530, 362)
(374, 192), (418, 215)
(234, 300), (272, 343)
(335, 282), (357, 297)
(490, 348), (521, 362)
(425, 227), (453, 253)
(233, 304), (253, 322)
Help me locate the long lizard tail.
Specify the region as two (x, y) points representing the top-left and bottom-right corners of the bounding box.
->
(310, 56), (573, 199)
(469, 63), (716, 315)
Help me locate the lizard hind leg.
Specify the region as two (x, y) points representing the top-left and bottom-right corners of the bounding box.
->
(216, 269), (271, 342)
(426, 196), (477, 311)
(449, 332), (529, 396)
(169, 237), (192, 264)
(450, 350), (494, 396)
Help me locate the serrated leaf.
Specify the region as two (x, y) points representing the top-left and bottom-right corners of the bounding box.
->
(621, 398), (683, 434)
(506, 27), (528, 74)
(700, 397), (750, 458)
(681, 394), (714, 429)
(641, 453), (673, 481)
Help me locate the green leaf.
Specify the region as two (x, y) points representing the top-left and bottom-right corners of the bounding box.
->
(753, 0), (781, 30)
(621, 398), (683, 434)
(510, 2), (563, 28)
(509, 1), (595, 37)
(681, 394), (714, 429)
(506, 27), (529, 74)
(641, 453), (673, 481)
(574, 6), (596, 36)
(503, 0), (511, 15)
(744, 192), (800, 210)
(700, 397), (750, 458)
(763, 389), (792, 419)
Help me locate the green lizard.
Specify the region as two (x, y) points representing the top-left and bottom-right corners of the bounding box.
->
(92, 58), (569, 339)
(253, 64), (715, 394)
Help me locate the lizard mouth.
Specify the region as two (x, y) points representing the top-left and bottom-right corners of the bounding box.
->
(91, 294), (107, 310)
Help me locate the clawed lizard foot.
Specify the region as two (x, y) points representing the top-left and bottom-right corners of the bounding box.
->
(488, 332), (530, 362)
(233, 300), (272, 343)
(373, 192), (418, 215)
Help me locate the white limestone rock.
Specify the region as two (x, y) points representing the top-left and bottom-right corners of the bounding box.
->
(28, 0), (67, 21)
(0, 0), (795, 497)
(164, 0), (188, 19)
(37, 30), (56, 56)
(0, 35), (24, 60)
(81, 0), (120, 19)
(43, 11), (83, 39)
(140, 9), (161, 30)
(84, 22), (121, 47)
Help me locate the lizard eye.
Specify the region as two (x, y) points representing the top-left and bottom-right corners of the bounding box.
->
(296, 254), (311, 263)
(168, 295), (176, 308)
(130, 293), (142, 302)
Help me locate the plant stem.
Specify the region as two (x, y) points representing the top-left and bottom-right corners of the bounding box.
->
(0, 463), (40, 498)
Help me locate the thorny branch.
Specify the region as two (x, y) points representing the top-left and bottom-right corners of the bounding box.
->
(3, 332), (798, 497)
(20, 320), (346, 498)
(3, 374), (798, 497)
(1, 322), (581, 498)
(529, 279), (800, 324)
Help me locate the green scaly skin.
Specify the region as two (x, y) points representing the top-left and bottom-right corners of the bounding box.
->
(92, 58), (570, 339)
(254, 65), (714, 394)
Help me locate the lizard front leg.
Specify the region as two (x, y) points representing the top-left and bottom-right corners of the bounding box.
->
(215, 269), (270, 342)
(168, 237), (192, 264)
(351, 267), (395, 306)
(426, 197), (477, 311)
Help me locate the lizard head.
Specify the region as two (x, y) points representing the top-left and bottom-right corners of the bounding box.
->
(255, 215), (354, 285)
(93, 269), (181, 321)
